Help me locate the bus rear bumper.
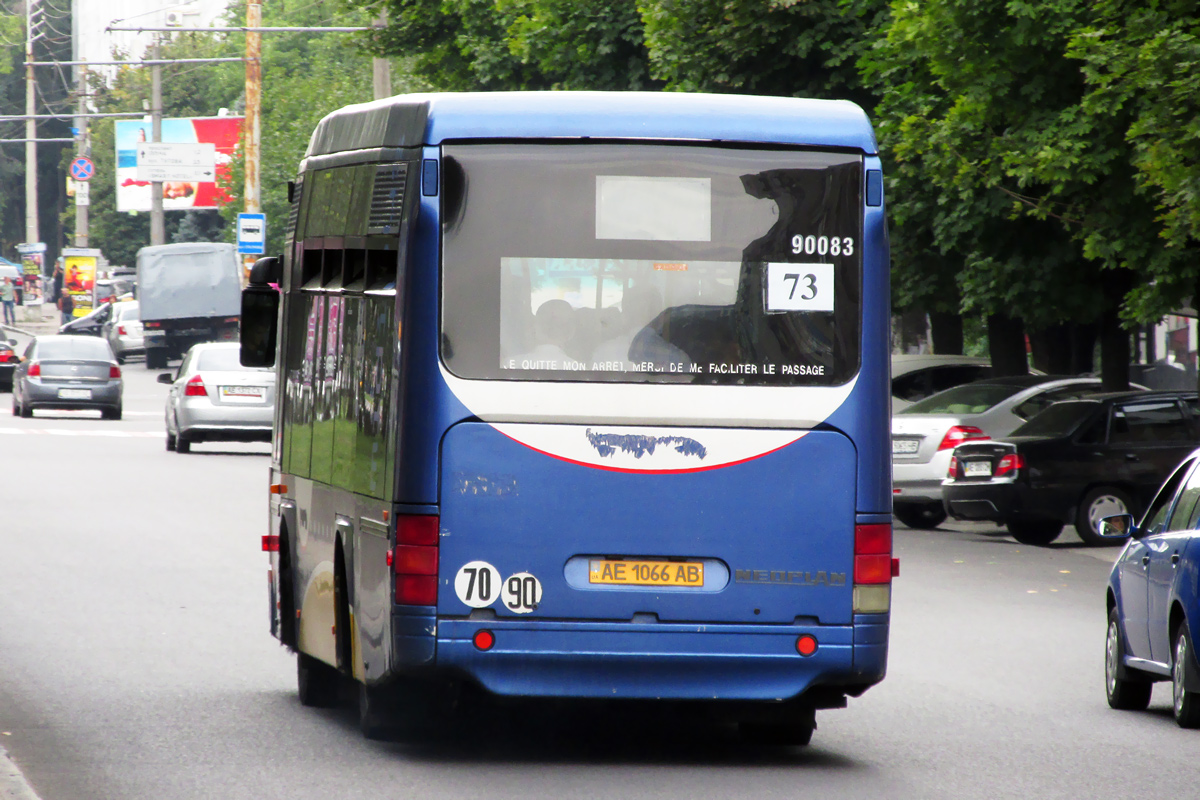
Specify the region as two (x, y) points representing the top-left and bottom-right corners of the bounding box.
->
(427, 619), (885, 701)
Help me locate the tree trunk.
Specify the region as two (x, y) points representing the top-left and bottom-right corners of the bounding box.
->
(929, 311), (964, 355)
(1029, 324), (1071, 374)
(1099, 305), (1131, 391)
(987, 314), (1028, 376)
(1069, 322), (1098, 375)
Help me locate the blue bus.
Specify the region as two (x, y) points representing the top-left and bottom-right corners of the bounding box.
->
(241, 91), (893, 745)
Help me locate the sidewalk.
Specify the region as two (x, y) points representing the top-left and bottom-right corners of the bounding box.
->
(1, 305), (63, 340)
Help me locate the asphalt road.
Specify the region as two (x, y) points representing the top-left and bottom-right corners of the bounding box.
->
(1, 352), (1197, 799)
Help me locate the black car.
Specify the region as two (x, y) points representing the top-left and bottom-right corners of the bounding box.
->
(0, 338), (18, 391)
(59, 302), (112, 336)
(943, 391), (1200, 545)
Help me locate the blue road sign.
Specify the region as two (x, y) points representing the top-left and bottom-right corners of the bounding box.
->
(237, 213), (267, 255)
(69, 156), (94, 182)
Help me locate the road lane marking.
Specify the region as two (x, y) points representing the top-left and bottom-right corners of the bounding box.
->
(0, 428), (162, 438)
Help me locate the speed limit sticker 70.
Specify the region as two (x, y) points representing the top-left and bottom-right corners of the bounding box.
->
(454, 561), (502, 608)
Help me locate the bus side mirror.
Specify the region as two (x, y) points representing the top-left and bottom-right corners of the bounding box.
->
(241, 256), (281, 368)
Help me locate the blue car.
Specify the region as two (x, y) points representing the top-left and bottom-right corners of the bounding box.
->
(1101, 449), (1200, 727)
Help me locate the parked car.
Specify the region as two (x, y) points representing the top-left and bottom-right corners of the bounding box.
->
(942, 391), (1200, 545)
(159, 342), (274, 453)
(891, 354), (993, 413)
(0, 337), (18, 391)
(892, 375), (1121, 529)
(59, 302), (112, 336)
(1099, 450), (1200, 727)
(11, 335), (123, 419)
(102, 300), (144, 363)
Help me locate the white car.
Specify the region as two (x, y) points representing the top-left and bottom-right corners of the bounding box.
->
(102, 300), (144, 363)
(891, 375), (1123, 529)
(159, 342), (274, 453)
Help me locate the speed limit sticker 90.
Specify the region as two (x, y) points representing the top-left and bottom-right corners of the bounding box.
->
(501, 572), (542, 614)
(454, 561), (502, 608)
(765, 262), (834, 313)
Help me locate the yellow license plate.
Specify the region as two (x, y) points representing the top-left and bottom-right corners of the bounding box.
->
(588, 559), (704, 587)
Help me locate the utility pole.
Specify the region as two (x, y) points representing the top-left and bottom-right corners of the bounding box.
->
(372, 11), (390, 100)
(150, 36), (163, 246)
(245, 2), (261, 216)
(72, 0), (86, 247)
(24, 0), (39, 247)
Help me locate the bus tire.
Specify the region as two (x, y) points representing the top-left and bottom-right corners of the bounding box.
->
(359, 682), (397, 741)
(739, 720), (815, 746)
(297, 653), (341, 708)
(1006, 518), (1063, 545)
(277, 525), (297, 650)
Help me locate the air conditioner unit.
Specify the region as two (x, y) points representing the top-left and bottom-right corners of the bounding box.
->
(164, 11), (184, 27)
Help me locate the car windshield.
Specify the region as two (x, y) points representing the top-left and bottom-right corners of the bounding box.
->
(197, 347), (264, 371)
(900, 382), (1026, 415)
(38, 337), (112, 360)
(1011, 400), (1099, 437)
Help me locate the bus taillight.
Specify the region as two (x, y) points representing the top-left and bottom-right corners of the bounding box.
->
(393, 514), (439, 606)
(853, 523), (895, 614)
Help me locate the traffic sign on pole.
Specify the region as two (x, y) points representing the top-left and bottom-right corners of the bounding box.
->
(69, 156), (94, 182)
(237, 213), (266, 255)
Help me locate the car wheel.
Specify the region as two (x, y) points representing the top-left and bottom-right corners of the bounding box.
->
(1173, 624), (1200, 728)
(297, 653), (341, 708)
(1077, 487), (1134, 546)
(101, 405), (122, 420)
(176, 434), (191, 454)
(1106, 608), (1152, 711)
(19, 398), (32, 418)
(1006, 518), (1063, 545)
(894, 502), (947, 530)
(166, 430), (176, 451)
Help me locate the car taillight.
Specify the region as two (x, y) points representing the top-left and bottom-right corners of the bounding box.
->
(392, 514), (439, 606)
(117, 325), (127, 336)
(184, 375), (207, 396)
(938, 425), (990, 451)
(5, 354), (18, 363)
(994, 453), (1025, 477)
(947, 456), (958, 479)
(109, 364), (121, 378)
(27, 361), (40, 377)
(854, 523), (897, 614)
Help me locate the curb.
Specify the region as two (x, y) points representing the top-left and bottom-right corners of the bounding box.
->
(0, 745), (40, 800)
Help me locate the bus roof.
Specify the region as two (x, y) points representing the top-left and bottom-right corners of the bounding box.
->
(304, 91), (878, 158)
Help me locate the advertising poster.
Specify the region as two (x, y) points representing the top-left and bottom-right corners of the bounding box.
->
(16, 243), (45, 306)
(115, 116), (242, 212)
(62, 248), (99, 317)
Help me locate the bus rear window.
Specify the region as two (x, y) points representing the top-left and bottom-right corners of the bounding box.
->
(440, 143), (862, 386)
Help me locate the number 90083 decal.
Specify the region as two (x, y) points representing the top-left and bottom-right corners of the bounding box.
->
(791, 234), (854, 257)
(454, 561), (543, 614)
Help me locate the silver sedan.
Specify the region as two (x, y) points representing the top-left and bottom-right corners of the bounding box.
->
(159, 342), (274, 453)
(891, 375), (1127, 529)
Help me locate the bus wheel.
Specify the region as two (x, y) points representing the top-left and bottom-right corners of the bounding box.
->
(359, 682), (398, 740)
(297, 653), (341, 708)
(739, 720), (815, 746)
(1006, 518), (1063, 546)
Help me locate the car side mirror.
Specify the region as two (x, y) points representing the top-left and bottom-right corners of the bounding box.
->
(156, 373), (173, 385)
(1097, 513), (1135, 540)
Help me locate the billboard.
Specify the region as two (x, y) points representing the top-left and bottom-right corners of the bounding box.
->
(62, 248), (100, 317)
(115, 116), (242, 211)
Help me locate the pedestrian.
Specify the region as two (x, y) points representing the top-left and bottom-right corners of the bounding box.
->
(13, 274), (23, 307)
(1, 277), (14, 326)
(51, 265), (63, 305)
(58, 290), (74, 325)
